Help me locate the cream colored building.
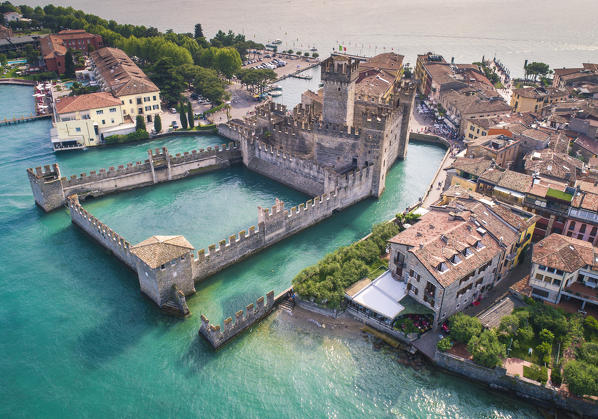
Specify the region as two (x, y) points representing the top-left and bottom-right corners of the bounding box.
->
(51, 92), (135, 150)
(90, 47), (161, 123)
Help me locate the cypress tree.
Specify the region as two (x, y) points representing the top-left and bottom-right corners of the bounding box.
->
(154, 114), (162, 133)
(187, 101), (194, 129)
(135, 115), (146, 131)
(179, 102), (188, 129)
(64, 49), (75, 78)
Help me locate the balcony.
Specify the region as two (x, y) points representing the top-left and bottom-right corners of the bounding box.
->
(562, 282), (598, 304)
(529, 278), (560, 292)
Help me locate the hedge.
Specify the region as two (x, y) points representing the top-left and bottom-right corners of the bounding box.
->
(105, 129), (149, 145)
(523, 364), (548, 385)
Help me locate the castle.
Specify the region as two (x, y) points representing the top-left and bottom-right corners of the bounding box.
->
(27, 53), (416, 316)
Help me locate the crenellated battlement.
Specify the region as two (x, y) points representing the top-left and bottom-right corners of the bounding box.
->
(27, 163), (61, 180)
(199, 291), (276, 349)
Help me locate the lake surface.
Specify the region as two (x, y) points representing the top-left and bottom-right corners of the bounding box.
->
(20, 0), (598, 77)
(0, 84), (542, 417)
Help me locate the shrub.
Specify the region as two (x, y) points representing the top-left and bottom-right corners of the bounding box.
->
(535, 342), (552, 364)
(135, 115), (146, 131)
(551, 365), (562, 387)
(539, 329), (554, 343)
(523, 364), (548, 385)
(468, 329), (506, 368)
(576, 342), (598, 367)
(563, 360), (598, 396)
(104, 129), (149, 144)
(449, 312), (482, 344)
(437, 337), (452, 352)
(584, 315), (598, 336)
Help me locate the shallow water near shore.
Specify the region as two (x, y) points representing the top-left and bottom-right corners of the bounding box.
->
(0, 85), (541, 417)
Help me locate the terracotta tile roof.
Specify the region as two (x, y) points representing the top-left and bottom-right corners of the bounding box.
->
(91, 47), (159, 97)
(576, 179), (598, 194)
(524, 150), (583, 182)
(130, 235), (194, 269)
(356, 68), (396, 97)
(496, 170), (534, 193)
(450, 156), (493, 177)
(40, 34), (66, 59)
(532, 234), (597, 272)
(389, 201), (526, 288)
(55, 92), (122, 114)
(441, 88), (511, 115)
(360, 52), (404, 75)
(571, 190), (598, 211)
(574, 135), (598, 154)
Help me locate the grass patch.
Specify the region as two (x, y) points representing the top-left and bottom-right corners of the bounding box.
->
(545, 188), (573, 202)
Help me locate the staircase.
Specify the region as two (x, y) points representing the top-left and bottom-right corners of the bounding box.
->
(278, 299), (294, 313)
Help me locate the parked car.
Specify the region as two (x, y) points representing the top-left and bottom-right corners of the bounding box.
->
(170, 108), (177, 113)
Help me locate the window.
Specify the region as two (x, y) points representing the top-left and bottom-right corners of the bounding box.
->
(437, 262), (448, 273)
(451, 254), (461, 265)
(129, 99), (133, 104)
(553, 278), (562, 287)
(96, 110), (103, 115)
(137, 98), (142, 104)
(409, 269), (414, 277)
(111, 119), (115, 124)
(75, 127), (81, 132)
(462, 247), (473, 257)
(535, 273), (543, 281)
(109, 108), (117, 113)
(152, 104), (159, 110)
(102, 120), (105, 125)
(475, 240), (485, 250)
(144, 97), (150, 102)
(145, 106), (151, 111)
(569, 221), (575, 230)
(539, 265), (547, 271)
(153, 95), (157, 101)
(556, 269), (564, 276)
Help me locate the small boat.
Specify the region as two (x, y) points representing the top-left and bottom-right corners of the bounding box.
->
(269, 90), (282, 97)
(310, 47), (318, 52)
(293, 73), (312, 80)
(318, 82), (324, 88)
(270, 84), (282, 91)
(272, 39), (282, 45)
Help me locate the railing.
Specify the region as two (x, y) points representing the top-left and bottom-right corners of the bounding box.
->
(529, 278), (560, 292)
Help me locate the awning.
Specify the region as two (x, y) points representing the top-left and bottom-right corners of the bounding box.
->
(347, 270), (407, 320)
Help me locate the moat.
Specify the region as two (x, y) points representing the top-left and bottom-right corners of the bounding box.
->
(0, 85), (541, 417)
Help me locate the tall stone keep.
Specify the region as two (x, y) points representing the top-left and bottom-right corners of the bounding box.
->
(321, 55), (359, 126)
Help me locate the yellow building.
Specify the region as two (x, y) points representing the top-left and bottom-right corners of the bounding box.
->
(510, 86), (568, 113)
(90, 47), (161, 123)
(51, 92), (135, 150)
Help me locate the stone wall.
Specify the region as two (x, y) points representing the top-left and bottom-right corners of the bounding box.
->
(435, 351), (598, 417)
(67, 195), (137, 270)
(27, 144), (242, 212)
(199, 291), (276, 349)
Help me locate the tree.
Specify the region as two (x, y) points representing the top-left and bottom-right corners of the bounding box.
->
(525, 62), (550, 82)
(437, 337), (452, 352)
(584, 315), (598, 336)
(187, 101), (194, 128)
(149, 57), (186, 105)
(64, 49), (75, 77)
(0, 53), (7, 66)
(312, 52), (319, 58)
(468, 329), (506, 368)
(153, 114), (162, 133)
(535, 342), (552, 364)
(135, 115), (146, 132)
(563, 360), (598, 396)
(179, 102), (188, 129)
(214, 47), (242, 79)
(194, 23), (204, 39)
(498, 314), (519, 337)
(539, 329), (554, 343)
(24, 44), (39, 66)
(576, 342), (598, 366)
(449, 312), (482, 344)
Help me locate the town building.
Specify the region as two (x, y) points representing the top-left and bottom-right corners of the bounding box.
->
(0, 34), (38, 54)
(438, 88), (511, 135)
(523, 149), (585, 185)
(415, 52), (447, 95)
(510, 86), (569, 113)
(90, 47), (161, 123)
(552, 64), (598, 88)
(528, 233), (598, 313)
(50, 92), (134, 150)
(3, 11), (22, 22)
(0, 24), (12, 39)
(465, 134), (521, 169)
(387, 195), (536, 324)
(40, 30), (103, 74)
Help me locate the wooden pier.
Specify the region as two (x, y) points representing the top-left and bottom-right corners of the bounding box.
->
(0, 114), (52, 127)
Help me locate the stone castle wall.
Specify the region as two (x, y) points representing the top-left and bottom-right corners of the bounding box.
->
(67, 195), (137, 270)
(198, 289), (295, 349)
(28, 144), (242, 211)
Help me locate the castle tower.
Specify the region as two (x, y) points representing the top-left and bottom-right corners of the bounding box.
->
(130, 235), (196, 316)
(321, 55), (359, 126)
(27, 163), (66, 211)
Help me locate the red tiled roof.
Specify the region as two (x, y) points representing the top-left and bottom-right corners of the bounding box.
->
(55, 92), (122, 114)
(532, 234), (597, 272)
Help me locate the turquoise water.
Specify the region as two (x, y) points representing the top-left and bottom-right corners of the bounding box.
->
(0, 85), (541, 418)
(7, 59), (27, 65)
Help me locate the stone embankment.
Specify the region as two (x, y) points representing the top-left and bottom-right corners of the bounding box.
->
(27, 143), (242, 212)
(199, 288), (292, 349)
(435, 351), (598, 417)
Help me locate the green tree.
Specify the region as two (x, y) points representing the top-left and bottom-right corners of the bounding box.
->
(194, 23), (204, 39)
(0, 53), (7, 66)
(312, 52), (319, 58)
(64, 49), (75, 77)
(584, 315), (598, 336)
(437, 337), (452, 352)
(576, 342), (598, 366)
(179, 102), (188, 129)
(563, 360), (598, 396)
(468, 329), (506, 368)
(525, 62), (550, 82)
(135, 115), (146, 131)
(24, 44), (39, 66)
(498, 314), (520, 337)
(539, 329), (554, 343)
(535, 341), (552, 364)
(214, 47), (242, 79)
(449, 313), (482, 344)
(187, 101), (194, 128)
(149, 57), (186, 105)
(153, 114), (162, 133)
